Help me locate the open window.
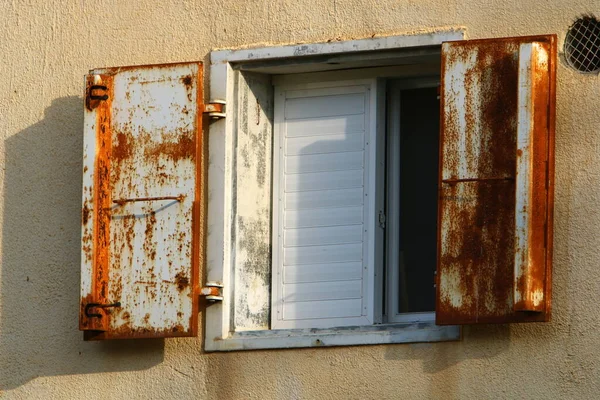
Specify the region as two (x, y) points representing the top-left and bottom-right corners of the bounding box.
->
(269, 77), (443, 330)
(79, 31), (556, 347)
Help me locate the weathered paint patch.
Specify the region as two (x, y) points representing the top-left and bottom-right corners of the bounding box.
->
(233, 72), (273, 331)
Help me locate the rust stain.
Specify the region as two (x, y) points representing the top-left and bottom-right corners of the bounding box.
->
(144, 211), (157, 262)
(181, 75), (194, 102)
(143, 132), (196, 163)
(514, 40), (553, 313)
(199, 286), (221, 296)
(175, 272), (190, 292)
(438, 181), (515, 323)
(82, 202), (90, 226)
(80, 74), (114, 332)
(442, 40), (518, 181)
(189, 63), (204, 337)
(95, 82), (112, 303)
(180, 75), (193, 89)
(84, 323), (189, 341)
(122, 212), (135, 255)
(112, 131), (134, 162)
(544, 35), (557, 321)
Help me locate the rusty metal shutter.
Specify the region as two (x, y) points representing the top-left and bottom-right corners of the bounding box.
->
(436, 36), (556, 325)
(80, 62), (205, 339)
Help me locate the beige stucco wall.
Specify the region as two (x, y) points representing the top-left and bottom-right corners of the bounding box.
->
(1, 1), (599, 398)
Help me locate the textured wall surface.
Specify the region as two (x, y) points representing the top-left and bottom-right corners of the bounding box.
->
(1, 1), (599, 399)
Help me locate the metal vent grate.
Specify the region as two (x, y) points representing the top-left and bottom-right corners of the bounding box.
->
(564, 15), (600, 73)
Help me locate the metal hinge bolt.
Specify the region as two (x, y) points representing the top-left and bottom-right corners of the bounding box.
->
(200, 282), (223, 303)
(203, 100), (226, 120)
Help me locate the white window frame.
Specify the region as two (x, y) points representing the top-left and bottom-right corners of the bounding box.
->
(385, 78), (440, 324)
(205, 29), (465, 352)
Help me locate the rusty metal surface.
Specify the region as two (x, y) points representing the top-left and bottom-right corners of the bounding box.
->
(514, 42), (551, 312)
(436, 35), (556, 325)
(80, 62), (204, 339)
(203, 103), (224, 113)
(199, 286), (221, 297)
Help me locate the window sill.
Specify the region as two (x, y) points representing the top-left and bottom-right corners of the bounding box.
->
(205, 322), (460, 352)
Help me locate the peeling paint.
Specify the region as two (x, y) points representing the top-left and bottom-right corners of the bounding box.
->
(232, 71), (274, 331)
(235, 214), (272, 330)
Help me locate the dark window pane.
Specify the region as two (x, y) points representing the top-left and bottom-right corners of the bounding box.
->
(398, 87), (439, 313)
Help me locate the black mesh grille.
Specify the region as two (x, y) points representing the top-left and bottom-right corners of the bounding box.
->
(564, 15), (600, 73)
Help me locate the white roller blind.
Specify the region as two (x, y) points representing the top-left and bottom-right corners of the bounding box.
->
(272, 82), (377, 329)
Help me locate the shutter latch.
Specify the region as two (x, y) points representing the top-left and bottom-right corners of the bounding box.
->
(200, 282), (223, 303)
(203, 100), (226, 120)
(379, 210), (386, 229)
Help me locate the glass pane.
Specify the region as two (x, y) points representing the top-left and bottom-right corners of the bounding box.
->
(398, 87), (439, 313)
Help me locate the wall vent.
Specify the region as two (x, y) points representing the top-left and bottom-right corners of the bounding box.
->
(564, 15), (600, 73)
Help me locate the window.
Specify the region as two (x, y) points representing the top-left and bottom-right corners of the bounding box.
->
(269, 78), (442, 330)
(201, 32), (556, 350)
(79, 31), (556, 347)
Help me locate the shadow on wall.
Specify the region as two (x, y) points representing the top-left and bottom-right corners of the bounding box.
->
(0, 96), (164, 390)
(383, 324), (511, 398)
(384, 324), (512, 368)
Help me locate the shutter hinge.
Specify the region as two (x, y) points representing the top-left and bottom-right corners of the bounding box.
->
(203, 100), (226, 121)
(85, 75), (109, 111)
(379, 210), (386, 229)
(199, 282), (223, 303)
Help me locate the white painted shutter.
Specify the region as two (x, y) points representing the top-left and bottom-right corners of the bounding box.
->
(80, 62), (204, 339)
(272, 82), (377, 329)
